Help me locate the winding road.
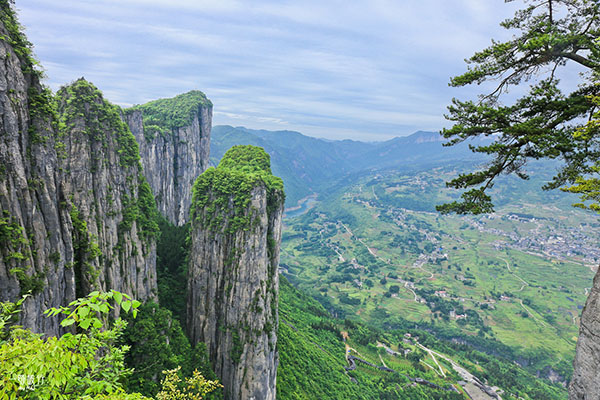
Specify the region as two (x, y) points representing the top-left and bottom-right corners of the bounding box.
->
(497, 256), (530, 292)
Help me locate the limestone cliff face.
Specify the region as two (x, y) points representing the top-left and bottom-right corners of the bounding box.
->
(0, 8), (75, 335)
(55, 79), (158, 303)
(0, 3), (158, 334)
(125, 92), (212, 226)
(569, 267), (600, 400)
(187, 145), (284, 400)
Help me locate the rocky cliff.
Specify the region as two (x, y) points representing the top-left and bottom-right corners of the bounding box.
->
(55, 79), (159, 303)
(0, 3), (75, 334)
(187, 145), (284, 400)
(125, 92), (212, 226)
(0, 2), (158, 334)
(569, 267), (600, 400)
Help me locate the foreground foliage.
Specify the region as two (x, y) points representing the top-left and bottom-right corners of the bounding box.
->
(156, 367), (222, 400)
(0, 291), (220, 400)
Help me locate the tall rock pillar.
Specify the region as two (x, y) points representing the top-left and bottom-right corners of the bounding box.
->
(187, 145), (284, 400)
(0, 5), (75, 334)
(0, 0), (159, 335)
(55, 79), (159, 303)
(125, 91), (212, 226)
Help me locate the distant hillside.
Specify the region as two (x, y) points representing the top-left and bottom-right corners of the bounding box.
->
(277, 276), (566, 399)
(210, 126), (365, 207)
(211, 126), (490, 207)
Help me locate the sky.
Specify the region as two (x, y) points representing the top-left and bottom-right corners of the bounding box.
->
(16, 0), (526, 141)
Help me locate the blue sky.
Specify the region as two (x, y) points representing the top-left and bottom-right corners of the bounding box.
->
(17, 1), (524, 140)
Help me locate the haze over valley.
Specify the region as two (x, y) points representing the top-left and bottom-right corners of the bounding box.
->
(1, 1), (599, 400)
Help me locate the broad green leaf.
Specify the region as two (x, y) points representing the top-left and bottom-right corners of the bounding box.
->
(78, 306), (90, 319)
(99, 303), (109, 314)
(112, 291), (123, 305)
(80, 318), (91, 330)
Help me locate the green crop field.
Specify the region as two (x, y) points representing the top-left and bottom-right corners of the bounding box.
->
(280, 164), (598, 383)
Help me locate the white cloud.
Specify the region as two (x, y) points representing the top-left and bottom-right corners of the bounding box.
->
(16, 0), (534, 140)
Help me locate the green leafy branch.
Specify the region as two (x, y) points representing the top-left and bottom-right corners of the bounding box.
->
(44, 290), (141, 330)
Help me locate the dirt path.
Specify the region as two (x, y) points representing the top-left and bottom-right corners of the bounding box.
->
(496, 256), (549, 328)
(497, 256), (530, 291)
(341, 223), (377, 258)
(412, 254), (435, 282)
(418, 341), (502, 399)
(519, 299), (548, 327)
(378, 353), (388, 368)
(416, 343), (446, 378)
(404, 282), (419, 302)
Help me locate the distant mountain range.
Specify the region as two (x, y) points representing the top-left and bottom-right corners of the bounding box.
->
(211, 125), (491, 207)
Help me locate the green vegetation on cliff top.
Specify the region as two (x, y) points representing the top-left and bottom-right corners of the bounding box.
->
(128, 90), (212, 140)
(0, 0), (41, 77)
(217, 144), (274, 175)
(56, 79), (160, 243)
(191, 145), (284, 233)
(56, 78), (141, 168)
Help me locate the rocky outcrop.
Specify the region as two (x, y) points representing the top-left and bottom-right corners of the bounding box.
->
(0, 5), (75, 334)
(55, 79), (158, 302)
(125, 92), (212, 226)
(1, 4), (283, 396)
(187, 145), (284, 400)
(0, 2), (158, 334)
(569, 267), (600, 400)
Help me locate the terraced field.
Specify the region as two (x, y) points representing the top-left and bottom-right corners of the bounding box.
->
(280, 165), (599, 381)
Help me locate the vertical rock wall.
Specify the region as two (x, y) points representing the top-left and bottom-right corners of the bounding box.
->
(0, 3), (159, 334)
(187, 145), (284, 400)
(0, 7), (75, 334)
(569, 267), (600, 400)
(55, 79), (158, 302)
(125, 92), (212, 226)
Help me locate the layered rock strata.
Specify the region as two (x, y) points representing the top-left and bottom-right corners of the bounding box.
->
(125, 92), (212, 226)
(55, 79), (158, 302)
(187, 145), (284, 400)
(0, 5), (74, 334)
(0, 3), (158, 334)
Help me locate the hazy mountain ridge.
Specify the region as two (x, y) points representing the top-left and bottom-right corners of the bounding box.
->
(211, 125), (490, 207)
